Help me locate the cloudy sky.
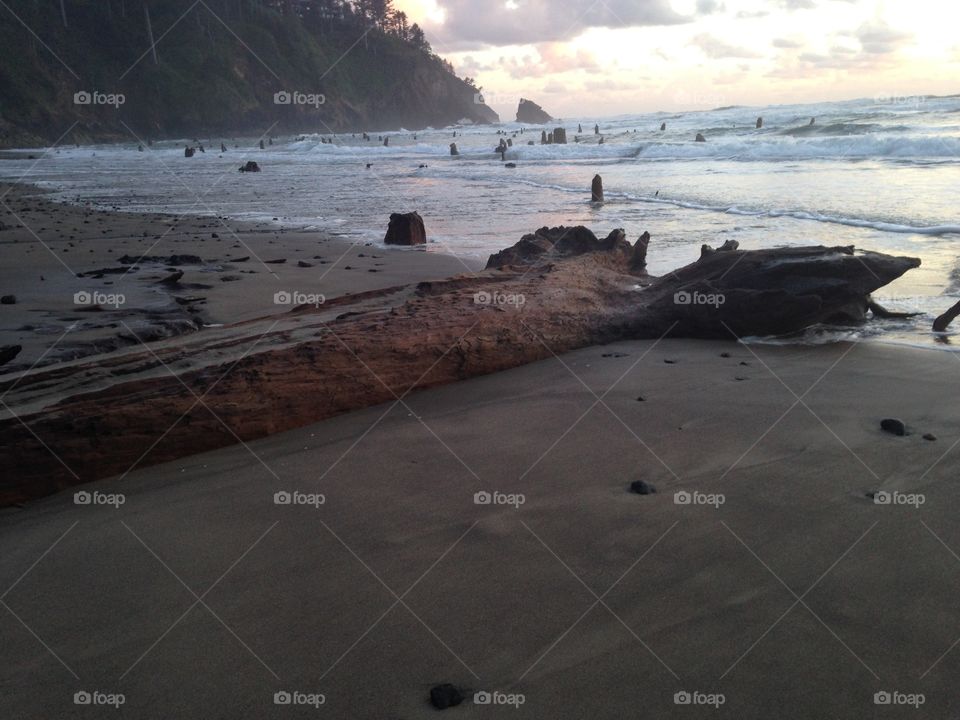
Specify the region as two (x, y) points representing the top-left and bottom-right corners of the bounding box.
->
(395, 0), (959, 118)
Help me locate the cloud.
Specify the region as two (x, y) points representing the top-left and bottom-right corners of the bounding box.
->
(736, 10), (769, 18)
(778, 0), (817, 8)
(691, 33), (763, 59)
(424, 0), (689, 49)
(772, 37), (804, 49)
(855, 20), (913, 54)
(696, 0), (725, 14)
(496, 43), (602, 79)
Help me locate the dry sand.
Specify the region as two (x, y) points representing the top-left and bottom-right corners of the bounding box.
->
(2, 337), (959, 718)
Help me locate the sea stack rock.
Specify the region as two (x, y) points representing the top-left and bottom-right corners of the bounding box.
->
(810, 117), (816, 126)
(594, 124), (600, 135)
(591, 174), (604, 203)
(384, 211), (427, 246)
(450, 143), (459, 156)
(756, 117), (763, 129)
(239, 161), (261, 172)
(660, 122), (666, 131)
(516, 98), (553, 124)
(541, 130), (548, 144)
(553, 128), (567, 144)
(695, 133), (706, 142)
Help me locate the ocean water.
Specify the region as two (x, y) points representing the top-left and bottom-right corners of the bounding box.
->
(3, 95), (960, 348)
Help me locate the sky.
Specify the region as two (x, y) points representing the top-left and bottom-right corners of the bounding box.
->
(395, 0), (960, 119)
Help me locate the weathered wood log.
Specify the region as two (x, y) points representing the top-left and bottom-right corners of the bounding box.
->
(0, 229), (919, 505)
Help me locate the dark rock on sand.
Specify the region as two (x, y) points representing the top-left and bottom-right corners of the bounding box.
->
(516, 98), (553, 123)
(0, 345), (22, 366)
(384, 211), (427, 246)
(239, 161), (261, 173)
(297, 261), (313, 268)
(430, 684), (464, 709)
(923, 433), (937, 441)
(505, 163), (517, 168)
(630, 480), (657, 495)
(265, 259), (287, 264)
(0, 295), (16, 305)
(880, 418), (907, 436)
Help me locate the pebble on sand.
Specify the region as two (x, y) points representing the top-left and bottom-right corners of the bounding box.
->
(630, 480), (657, 495)
(880, 418), (907, 436)
(430, 684), (464, 709)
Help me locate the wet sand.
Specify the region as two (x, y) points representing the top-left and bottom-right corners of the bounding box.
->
(2, 337), (959, 718)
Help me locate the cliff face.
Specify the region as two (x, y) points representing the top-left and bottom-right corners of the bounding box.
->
(0, 0), (498, 147)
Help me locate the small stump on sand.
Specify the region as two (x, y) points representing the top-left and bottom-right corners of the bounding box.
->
(384, 211), (427, 246)
(591, 174), (604, 202)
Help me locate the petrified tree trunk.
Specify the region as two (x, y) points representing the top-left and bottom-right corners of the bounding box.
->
(0, 230), (919, 505)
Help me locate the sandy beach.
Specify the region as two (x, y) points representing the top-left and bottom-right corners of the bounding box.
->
(0, 182), (480, 373)
(2, 335), (959, 718)
(1, 185), (958, 717)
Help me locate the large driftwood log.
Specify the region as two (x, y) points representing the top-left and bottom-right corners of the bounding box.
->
(0, 228), (919, 505)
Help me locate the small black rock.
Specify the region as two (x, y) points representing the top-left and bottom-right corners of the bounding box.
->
(430, 684), (464, 709)
(720, 352), (731, 358)
(923, 433), (937, 442)
(602, 352), (628, 358)
(0, 295), (15, 305)
(636, 396), (646, 402)
(880, 418), (907, 436)
(630, 480), (657, 495)
(664, 359), (676, 364)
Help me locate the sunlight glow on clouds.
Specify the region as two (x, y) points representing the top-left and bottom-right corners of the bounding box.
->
(395, 0), (960, 117)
